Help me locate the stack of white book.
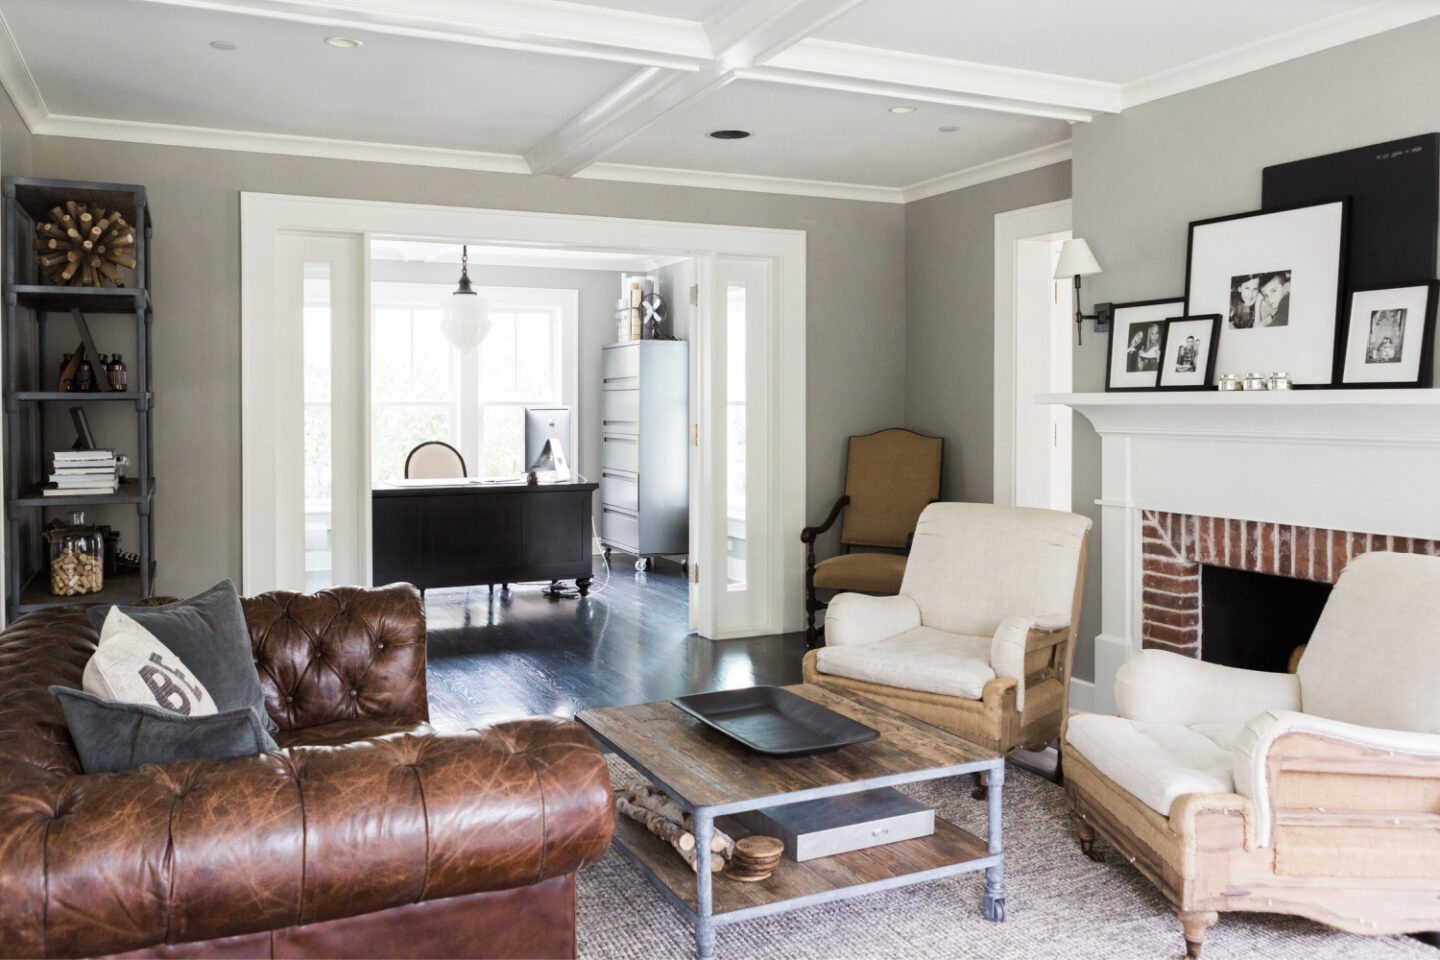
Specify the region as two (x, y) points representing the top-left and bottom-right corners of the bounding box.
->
(46, 450), (119, 496)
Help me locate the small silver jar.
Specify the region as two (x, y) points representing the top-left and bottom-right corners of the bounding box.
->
(1242, 372), (1270, 391)
(1267, 371), (1293, 390)
(1217, 374), (1242, 392)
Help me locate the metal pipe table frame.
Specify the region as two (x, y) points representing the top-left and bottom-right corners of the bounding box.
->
(584, 725), (1007, 960)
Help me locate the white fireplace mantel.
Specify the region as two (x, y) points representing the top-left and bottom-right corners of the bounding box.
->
(1043, 389), (1440, 711)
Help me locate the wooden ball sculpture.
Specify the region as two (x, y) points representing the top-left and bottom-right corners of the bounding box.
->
(34, 201), (136, 287)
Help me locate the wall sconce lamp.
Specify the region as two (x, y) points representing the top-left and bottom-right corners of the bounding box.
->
(1054, 238), (1112, 345)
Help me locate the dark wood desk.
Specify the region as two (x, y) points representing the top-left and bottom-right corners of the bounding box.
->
(372, 480), (599, 595)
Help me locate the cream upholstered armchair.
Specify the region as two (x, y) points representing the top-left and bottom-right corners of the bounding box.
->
(802, 502), (1091, 758)
(1062, 551), (1440, 959)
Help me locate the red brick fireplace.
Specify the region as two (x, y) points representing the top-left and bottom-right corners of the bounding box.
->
(1141, 510), (1440, 658)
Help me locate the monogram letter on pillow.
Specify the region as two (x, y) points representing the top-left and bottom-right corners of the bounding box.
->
(85, 607), (218, 715)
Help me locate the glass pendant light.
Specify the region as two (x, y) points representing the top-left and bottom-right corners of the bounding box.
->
(442, 245), (490, 351)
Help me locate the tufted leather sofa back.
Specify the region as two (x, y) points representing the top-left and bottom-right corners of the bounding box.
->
(242, 583), (428, 731)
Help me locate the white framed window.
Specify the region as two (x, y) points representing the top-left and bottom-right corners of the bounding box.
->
(369, 282), (578, 483)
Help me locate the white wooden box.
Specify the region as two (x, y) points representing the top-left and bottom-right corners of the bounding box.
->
(734, 787), (934, 861)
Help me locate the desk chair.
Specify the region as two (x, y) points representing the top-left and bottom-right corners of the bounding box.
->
(405, 441), (466, 480)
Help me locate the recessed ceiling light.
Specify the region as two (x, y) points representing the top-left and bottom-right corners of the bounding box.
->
(209, 40), (238, 51)
(324, 36), (362, 48)
(709, 129), (751, 140)
(888, 105), (918, 114)
(938, 125), (960, 133)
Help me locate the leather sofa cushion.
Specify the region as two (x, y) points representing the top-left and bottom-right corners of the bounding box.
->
(815, 626), (995, 700)
(812, 552), (907, 593)
(1066, 713), (1234, 817)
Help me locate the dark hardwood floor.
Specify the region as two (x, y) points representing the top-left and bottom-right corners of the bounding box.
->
(424, 556), (808, 733)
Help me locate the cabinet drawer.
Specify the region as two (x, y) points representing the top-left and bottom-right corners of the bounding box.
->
(602, 346), (640, 388)
(602, 507), (639, 551)
(601, 433), (640, 473)
(601, 389), (640, 434)
(601, 470), (639, 512)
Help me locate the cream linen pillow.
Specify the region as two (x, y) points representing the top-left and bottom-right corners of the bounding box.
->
(84, 606), (218, 716)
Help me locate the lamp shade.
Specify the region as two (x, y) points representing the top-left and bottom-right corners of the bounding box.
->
(1054, 238), (1103, 279)
(442, 291), (490, 352)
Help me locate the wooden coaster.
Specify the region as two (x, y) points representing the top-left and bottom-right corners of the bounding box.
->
(735, 835), (784, 859)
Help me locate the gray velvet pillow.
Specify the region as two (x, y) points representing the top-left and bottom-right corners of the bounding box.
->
(50, 686), (277, 775)
(87, 579), (278, 733)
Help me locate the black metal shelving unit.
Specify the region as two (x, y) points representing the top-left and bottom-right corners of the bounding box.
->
(3, 177), (155, 622)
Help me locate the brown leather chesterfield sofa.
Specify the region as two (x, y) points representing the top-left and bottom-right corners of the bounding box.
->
(0, 584), (614, 960)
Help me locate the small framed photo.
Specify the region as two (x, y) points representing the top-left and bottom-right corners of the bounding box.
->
(1156, 315), (1221, 390)
(1105, 298), (1185, 391)
(1184, 199), (1348, 385)
(1338, 281), (1437, 387)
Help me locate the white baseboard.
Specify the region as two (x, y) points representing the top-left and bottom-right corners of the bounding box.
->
(1067, 677), (1095, 715)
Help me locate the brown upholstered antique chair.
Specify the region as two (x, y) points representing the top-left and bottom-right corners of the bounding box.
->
(0, 584), (614, 959)
(801, 427), (943, 646)
(803, 502), (1090, 762)
(1062, 552), (1440, 958)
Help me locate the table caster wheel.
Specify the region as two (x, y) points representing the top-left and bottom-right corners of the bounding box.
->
(635, 557), (649, 572)
(982, 895), (1005, 923)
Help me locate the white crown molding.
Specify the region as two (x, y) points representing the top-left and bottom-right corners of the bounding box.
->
(769, 39), (1120, 115)
(576, 160), (903, 203)
(33, 114), (532, 175)
(0, 10), (46, 129)
(1121, 1), (1440, 108)
(126, 0), (712, 69)
(901, 140), (1072, 203)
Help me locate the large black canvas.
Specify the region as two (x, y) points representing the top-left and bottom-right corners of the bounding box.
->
(1262, 133), (1439, 289)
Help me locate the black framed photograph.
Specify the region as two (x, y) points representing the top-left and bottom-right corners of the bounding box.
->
(1105, 298), (1185, 391)
(1338, 281), (1437, 387)
(1184, 199), (1348, 385)
(1156, 315), (1221, 390)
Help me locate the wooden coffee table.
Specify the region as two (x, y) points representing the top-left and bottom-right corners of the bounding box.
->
(577, 683), (1006, 960)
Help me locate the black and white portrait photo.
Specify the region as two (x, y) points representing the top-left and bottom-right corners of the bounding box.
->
(1157, 314), (1221, 390)
(1175, 335), (1200, 373)
(1124, 321), (1163, 373)
(1364, 308), (1406, 364)
(1228, 270), (1291, 328)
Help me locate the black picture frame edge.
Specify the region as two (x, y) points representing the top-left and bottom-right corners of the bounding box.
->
(1182, 196), (1351, 389)
(1334, 278), (1439, 390)
(1104, 297), (1186, 393)
(1154, 314), (1222, 391)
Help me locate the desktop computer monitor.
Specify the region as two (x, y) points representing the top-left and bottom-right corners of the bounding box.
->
(524, 406), (572, 482)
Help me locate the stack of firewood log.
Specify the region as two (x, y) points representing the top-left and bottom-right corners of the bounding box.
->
(34, 201), (136, 287)
(615, 785), (736, 873)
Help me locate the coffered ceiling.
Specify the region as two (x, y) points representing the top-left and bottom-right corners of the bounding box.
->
(0, 0), (1433, 202)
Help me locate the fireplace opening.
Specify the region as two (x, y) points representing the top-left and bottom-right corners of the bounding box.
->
(1201, 565), (1332, 673)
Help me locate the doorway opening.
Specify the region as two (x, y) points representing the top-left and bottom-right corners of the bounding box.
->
(241, 195), (804, 642)
(993, 200), (1073, 512)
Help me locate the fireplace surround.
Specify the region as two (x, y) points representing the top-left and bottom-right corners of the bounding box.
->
(1044, 389), (1440, 712)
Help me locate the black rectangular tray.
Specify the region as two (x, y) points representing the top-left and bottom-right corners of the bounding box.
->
(671, 686), (880, 756)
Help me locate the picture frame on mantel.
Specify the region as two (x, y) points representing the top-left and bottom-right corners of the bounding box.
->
(1156, 314), (1221, 390)
(1337, 280), (1438, 388)
(1105, 298), (1185, 391)
(1184, 199), (1349, 386)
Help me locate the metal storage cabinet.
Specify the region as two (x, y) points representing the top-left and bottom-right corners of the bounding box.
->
(598, 340), (688, 570)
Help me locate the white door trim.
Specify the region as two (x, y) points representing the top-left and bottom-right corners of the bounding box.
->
(992, 198), (1071, 506)
(241, 193), (806, 638)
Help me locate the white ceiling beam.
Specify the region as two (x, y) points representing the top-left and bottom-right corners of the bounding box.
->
(525, 0), (864, 177)
(125, 0), (712, 69)
(765, 39), (1121, 116)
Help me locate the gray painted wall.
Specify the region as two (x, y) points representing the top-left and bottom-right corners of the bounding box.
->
(1070, 17), (1440, 678)
(10, 127), (905, 598)
(904, 162), (1072, 506)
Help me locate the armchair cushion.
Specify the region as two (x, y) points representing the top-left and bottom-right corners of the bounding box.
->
(1066, 713), (1235, 818)
(1298, 552), (1440, 734)
(811, 552), (907, 594)
(1115, 649), (1301, 727)
(1234, 709), (1440, 847)
(820, 592), (920, 648)
(814, 626), (993, 700)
